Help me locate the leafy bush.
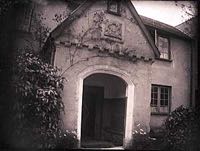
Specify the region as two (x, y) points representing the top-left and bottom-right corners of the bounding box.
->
(131, 124), (153, 150)
(55, 130), (78, 149)
(164, 105), (200, 151)
(10, 51), (65, 148)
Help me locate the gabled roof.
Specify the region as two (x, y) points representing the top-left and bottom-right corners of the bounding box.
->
(125, 0), (160, 57)
(140, 15), (191, 40)
(50, 0), (93, 39)
(47, 0), (160, 58)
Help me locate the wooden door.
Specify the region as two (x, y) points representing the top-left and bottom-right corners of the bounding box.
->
(81, 85), (104, 141)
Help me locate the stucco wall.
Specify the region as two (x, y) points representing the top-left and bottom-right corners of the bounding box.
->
(54, 44), (152, 133)
(150, 37), (191, 129)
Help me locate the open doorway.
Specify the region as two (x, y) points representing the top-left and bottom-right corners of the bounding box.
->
(81, 73), (127, 148)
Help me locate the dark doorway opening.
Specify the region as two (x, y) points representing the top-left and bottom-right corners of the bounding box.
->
(81, 73), (127, 148)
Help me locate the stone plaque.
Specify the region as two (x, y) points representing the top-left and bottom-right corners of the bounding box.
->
(104, 20), (122, 40)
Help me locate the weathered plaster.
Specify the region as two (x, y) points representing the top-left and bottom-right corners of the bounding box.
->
(150, 37), (191, 129)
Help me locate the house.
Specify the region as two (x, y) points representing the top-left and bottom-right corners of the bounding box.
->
(176, 17), (199, 107)
(11, 0), (197, 149)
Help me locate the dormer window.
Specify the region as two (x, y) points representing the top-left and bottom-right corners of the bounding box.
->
(157, 35), (170, 60)
(148, 29), (171, 60)
(107, 0), (121, 16)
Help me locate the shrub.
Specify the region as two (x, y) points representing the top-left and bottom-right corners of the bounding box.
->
(55, 130), (78, 149)
(131, 124), (153, 150)
(164, 105), (200, 151)
(10, 51), (65, 148)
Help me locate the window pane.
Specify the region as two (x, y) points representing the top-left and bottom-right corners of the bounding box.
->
(161, 99), (168, 106)
(160, 99), (164, 106)
(164, 99), (168, 106)
(165, 94), (168, 99)
(151, 85), (158, 106)
(161, 87), (164, 93)
(151, 99), (157, 106)
(152, 92), (157, 97)
(152, 86), (158, 93)
(158, 36), (169, 59)
(161, 93), (164, 99)
(160, 87), (169, 106)
(165, 88), (169, 93)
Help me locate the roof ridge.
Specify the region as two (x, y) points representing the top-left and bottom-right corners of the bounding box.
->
(139, 15), (175, 28)
(140, 15), (191, 40)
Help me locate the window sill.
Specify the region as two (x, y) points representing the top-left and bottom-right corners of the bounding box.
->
(155, 58), (173, 62)
(151, 112), (169, 116)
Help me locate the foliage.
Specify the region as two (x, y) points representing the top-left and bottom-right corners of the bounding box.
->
(164, 105), (200, 151)
(32, 11), (51, 51)
(55, 130), (78, 149)
(10, 51), (65, 148)
(174, 1), (197, 19)
(131, 124), (154, 150)
(130, 124), (168, 150)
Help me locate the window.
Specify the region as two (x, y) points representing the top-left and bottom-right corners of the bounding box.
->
(147, 29), (171, 60)
(157, 35), (170, 60)
(107, 0), (121, 15)
(151, 85), (171, 114)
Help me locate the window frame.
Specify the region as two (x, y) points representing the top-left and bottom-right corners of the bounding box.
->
(151, 84), (171, 115)
(157, 34), (171, 61)
(147, 28), (172, 61)
(107, 0), (121, 16)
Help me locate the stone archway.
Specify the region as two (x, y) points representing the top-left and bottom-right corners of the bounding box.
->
(77, 65), (135, 149)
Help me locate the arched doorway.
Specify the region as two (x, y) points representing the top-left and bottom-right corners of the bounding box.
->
(81, 73), (127, 148)
(77, 65), (135, 148)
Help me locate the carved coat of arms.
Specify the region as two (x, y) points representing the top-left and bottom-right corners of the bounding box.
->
(104, 20), (122, 40)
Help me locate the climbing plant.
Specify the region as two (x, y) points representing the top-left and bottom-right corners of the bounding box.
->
(10, 50), (65, 148)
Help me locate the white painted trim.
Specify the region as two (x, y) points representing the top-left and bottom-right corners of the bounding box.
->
(77, 65), (135, 148)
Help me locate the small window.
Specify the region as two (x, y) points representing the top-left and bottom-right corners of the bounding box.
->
(151, 85), (171, 114)
(107, 0), (121, 15)
(157, 35), (170, 60)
